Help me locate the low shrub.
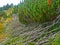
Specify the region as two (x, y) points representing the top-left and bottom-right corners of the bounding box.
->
(18, 0), (59, 24)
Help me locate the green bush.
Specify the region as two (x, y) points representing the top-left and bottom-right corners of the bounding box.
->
(0, 11), (7, 19)
(52, 33), (60, 45)
(18, 0), (59, 24)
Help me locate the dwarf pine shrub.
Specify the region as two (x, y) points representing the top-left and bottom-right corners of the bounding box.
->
(18, 0), (60, 24)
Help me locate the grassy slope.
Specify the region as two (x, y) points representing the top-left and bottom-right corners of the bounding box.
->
(1, 15), (60, 45)
(0, 0), (60, 45)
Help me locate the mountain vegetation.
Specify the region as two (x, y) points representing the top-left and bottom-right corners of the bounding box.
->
(0, 0), (60, 45)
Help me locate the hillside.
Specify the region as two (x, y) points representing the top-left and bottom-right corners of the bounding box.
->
(0, 0), (60, 45)
(0, 14), (60, 45)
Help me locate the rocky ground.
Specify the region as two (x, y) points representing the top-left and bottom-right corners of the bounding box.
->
(0, 14), (60, 45)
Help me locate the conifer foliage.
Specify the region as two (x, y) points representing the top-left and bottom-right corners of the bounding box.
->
(18, 0), (59, 24)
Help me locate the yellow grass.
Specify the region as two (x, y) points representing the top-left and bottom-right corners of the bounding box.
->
(0, 23), (4, 29)
(0, 33), (6, 42)
(4, 18), (12, 23)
